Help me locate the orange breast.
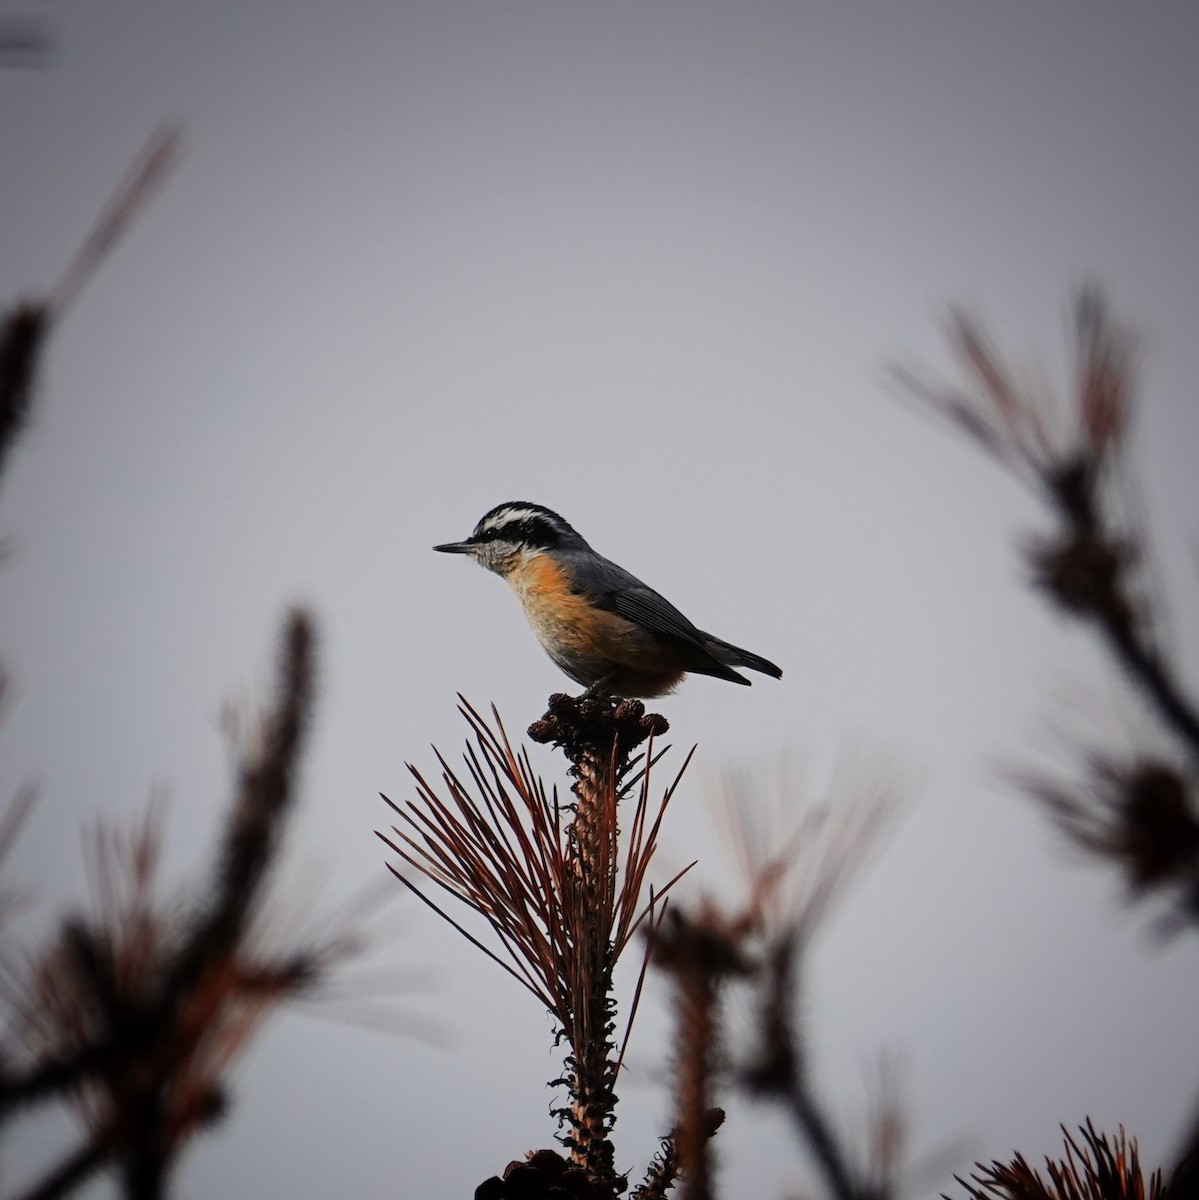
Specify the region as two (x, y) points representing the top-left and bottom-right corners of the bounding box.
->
(501, 554), (687, 696)
(508, 554), (654, 664)
(499, 554), (703, 696)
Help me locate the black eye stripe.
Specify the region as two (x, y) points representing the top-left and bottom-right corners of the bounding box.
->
(472, 512), (566, 548)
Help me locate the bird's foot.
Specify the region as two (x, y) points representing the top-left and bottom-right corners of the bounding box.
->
(580, 676), (618, 703)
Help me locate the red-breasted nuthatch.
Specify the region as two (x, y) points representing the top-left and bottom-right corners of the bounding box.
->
(434, 501), (782, 698)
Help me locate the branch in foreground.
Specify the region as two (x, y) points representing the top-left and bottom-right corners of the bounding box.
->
(898, 287), (1198, 1195)
(895, 287), (1199, 764)
(381, 694), (690, 1196)
(1, 124), (180, 500)
(895, 287), (1199, 949)
(2, 610), (360, 1200)
(724, 761), (901, 1200)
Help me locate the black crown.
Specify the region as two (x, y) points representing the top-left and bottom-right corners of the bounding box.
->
(471, 502), (583, 551)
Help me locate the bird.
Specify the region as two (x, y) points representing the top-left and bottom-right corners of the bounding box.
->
(433, 501), (782, 699)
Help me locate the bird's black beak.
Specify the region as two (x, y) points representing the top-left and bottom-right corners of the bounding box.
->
(433, 540), (476, 554)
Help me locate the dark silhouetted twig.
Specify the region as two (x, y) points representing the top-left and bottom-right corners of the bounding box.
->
(630, 1107), (725, 1200)
(49, 124), (182, 317)
(0, 126), (180, 495)
(0, 303), (50, 486)
(13, 1137), (108, 1200)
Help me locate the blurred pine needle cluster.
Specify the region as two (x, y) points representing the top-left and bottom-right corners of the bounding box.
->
(959, 1122), (1167, 1200)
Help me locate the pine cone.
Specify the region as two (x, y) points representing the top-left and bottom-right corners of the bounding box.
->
(474, 1149), (613, 1199)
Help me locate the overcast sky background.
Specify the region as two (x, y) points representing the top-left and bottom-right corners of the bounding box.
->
(4, 2), (1199, 1195)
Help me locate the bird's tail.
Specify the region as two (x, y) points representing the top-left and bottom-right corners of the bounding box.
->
(701, 634), (783, 680)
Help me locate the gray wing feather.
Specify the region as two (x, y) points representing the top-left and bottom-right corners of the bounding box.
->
(563, 551), (707, 647)
(605, 587), (708, 646)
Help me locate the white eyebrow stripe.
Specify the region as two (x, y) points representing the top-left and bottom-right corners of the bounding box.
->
(479, 507), (547, 533)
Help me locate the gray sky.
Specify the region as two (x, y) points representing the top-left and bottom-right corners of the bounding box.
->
(4, 2), (1199, 1195)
